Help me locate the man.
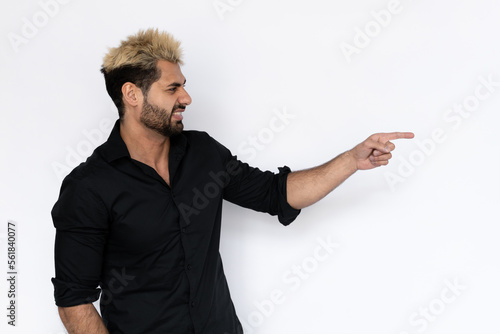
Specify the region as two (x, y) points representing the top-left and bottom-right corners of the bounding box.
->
(51, 28), (413, 334)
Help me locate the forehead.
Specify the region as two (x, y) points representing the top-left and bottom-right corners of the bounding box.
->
(155, 60), (185, 84)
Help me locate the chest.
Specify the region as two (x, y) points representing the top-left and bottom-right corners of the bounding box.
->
(156, 166), (170, 187)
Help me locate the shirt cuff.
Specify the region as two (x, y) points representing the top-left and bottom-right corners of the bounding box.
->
(277, 166), (301, 226)
(52, 277), (101, 307)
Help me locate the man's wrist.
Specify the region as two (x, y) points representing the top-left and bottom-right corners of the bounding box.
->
(341, 150), (359, 174)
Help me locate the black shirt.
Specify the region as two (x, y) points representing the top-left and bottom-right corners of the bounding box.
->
(51, 120), (300, 334)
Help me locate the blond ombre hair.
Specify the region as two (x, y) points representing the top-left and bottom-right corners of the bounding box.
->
(101, 29), (184, 117)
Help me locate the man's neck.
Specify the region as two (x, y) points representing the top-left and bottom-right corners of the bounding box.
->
(119, 119), (171, 170)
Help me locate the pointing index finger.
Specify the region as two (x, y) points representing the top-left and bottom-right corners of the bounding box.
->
(385, 132), (415, 140)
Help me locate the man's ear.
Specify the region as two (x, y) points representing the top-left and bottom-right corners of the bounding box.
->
(122, 82), (142, 108)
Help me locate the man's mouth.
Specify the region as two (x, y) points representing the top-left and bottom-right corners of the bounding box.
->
(172, 109), (184, 121)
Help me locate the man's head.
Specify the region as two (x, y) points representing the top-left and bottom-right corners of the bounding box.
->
(101, 28), (191, 136)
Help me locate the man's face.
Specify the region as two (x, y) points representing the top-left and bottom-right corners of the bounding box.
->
(140, 60), (192, 137)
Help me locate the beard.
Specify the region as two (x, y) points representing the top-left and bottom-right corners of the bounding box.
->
(140, 97), (184, 137)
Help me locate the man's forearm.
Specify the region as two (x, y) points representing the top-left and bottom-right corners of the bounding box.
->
(285, 131), (414, 210)
(286, 151), (357, 210)
(58, 304), (109, 334)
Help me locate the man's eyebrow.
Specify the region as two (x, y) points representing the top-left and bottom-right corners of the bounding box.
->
(166, 79), (187, 88)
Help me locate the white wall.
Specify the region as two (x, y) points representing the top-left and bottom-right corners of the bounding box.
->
(1, 0), (499, 333)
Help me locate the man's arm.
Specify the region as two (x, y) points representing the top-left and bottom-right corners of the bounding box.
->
(287, 132), (414, 209)
(58, 304), (109, 334)
(52, 174), (110, 333)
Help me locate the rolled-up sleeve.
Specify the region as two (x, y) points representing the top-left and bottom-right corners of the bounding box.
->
(209, 134), (301, 225)
(275, 165), (301, 225)
(51, 172), (109, 307)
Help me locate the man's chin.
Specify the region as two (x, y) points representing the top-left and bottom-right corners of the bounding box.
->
(172, 122), (183, 135)
(164, 122), (183, 137)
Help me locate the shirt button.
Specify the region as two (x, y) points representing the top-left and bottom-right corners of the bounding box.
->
(186, 264), (192, 271)
(181, 227), (187, 233)
(191, 301), (196, 308)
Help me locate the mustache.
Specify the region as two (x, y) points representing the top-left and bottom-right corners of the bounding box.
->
(173, 104), (186, 112)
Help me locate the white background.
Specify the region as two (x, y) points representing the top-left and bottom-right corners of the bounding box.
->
(1, 0), (499, 333)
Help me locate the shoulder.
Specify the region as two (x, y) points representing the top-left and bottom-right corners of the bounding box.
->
(53, 148), (112, 218)
(61, 147), (109, 193)
(181, 130), (232, 159)
(182, 130), (212, 142)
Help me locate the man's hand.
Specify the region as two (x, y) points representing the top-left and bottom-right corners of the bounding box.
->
(349, 132), (415, 170)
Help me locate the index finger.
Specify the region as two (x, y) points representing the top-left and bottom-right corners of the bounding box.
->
(382, 132), (415, 141)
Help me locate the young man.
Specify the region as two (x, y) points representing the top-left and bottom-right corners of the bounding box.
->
(51, 28), (413, 334)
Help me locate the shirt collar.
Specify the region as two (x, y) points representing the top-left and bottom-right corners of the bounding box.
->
(100, 119), (188, 163)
